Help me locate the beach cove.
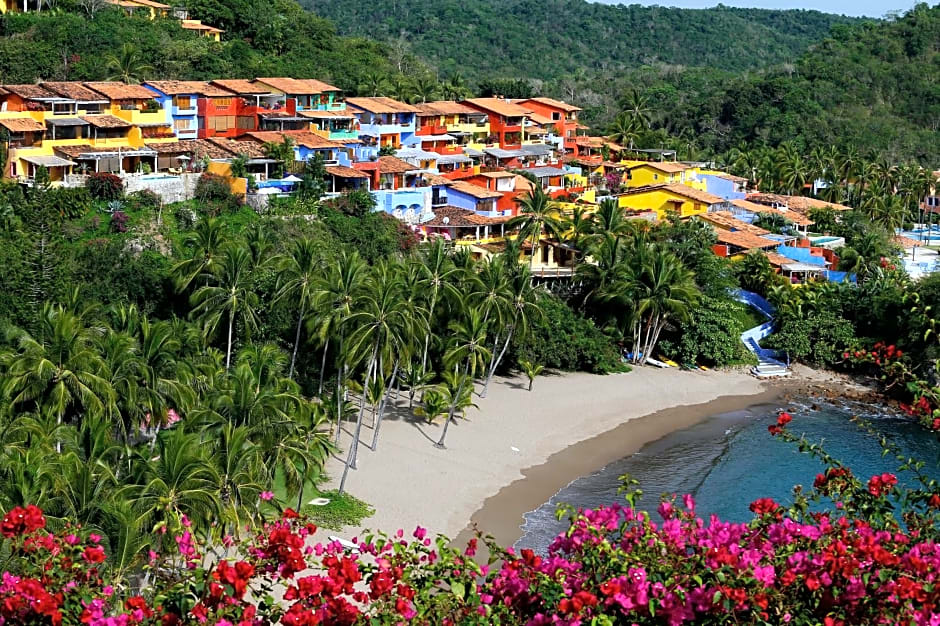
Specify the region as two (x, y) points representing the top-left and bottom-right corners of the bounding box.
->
(321, 367), (787, 546)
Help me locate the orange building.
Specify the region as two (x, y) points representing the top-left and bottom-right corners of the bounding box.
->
(462, 98), (530, 149)
(518, 97), (582, 152)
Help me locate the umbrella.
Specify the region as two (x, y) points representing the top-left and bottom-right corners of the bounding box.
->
(282, 174), (303, 182)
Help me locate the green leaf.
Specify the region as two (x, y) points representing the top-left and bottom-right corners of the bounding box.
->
(451, 581), (466, 600)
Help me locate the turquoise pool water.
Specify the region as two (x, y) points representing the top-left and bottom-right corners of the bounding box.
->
(516, 398), (940, 552)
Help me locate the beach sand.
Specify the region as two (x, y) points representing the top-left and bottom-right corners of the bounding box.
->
(319, 367), (778, 546)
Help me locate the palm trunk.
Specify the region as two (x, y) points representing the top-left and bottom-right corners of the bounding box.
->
(339, 348), (377, 493)
(349, 346), (377, 470)
(296, 457), (308, 511)
(370, 359), (399, 451)
(421, 287), (439, 374)
(482, 324), (514, 398)
(225, 308), (234, 370)
(288, 297), (305, 379)
(436, 365), (468, 449)
(317, 337), (329, 398)
(334, 335), (345, 445)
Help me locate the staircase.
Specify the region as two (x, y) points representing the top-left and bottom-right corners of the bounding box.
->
(732, 289), (791, 379)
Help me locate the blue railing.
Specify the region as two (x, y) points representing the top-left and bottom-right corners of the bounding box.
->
(732, 289), (788, 368)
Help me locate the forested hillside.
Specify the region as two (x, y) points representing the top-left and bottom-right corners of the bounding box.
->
(305, 0), (859, 78)
(624, 4), (940, 163)
(0, 0), (397, 90)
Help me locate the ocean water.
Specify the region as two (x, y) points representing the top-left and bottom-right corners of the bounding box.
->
(516, 398), (940, 553)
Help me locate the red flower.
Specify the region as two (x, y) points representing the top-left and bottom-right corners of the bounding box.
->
(777, 412), (792, 427)
(1, 505), (46, 538)
(768, 425), (783, 436)
(283, 508), (300, 519)
(929, 494), (940, 509)
(749, 498), (779, 516)
(82, 545), (106, 563)
(868, 473), (898, 497)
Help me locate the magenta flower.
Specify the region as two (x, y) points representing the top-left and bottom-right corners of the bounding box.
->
(260, 491), (274, 501)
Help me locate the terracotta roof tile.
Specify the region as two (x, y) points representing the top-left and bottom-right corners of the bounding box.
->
(728, 199), (815, 227)
(180, 20), (224, 33)
(344, 96), (418, 114)
(326, 165), (369, 179)
(449, 180), (503, 199)
(0, 117), (45, 132)
(462, 97), (531, 118)
(144, 81), (231, 97)
(765, 252), (794, 267)
(81, 115), (131, 129)
(698, 211), (769, 235)
(714, 229), (778, 251)
(41, 82), (108, 101)
(242, 130), (341, 150)
(84, 82), (156, 100)
(376, 156), (415, 174)
(413, 100), (477, 116)
(424, 206), (507, 227)
(205, 137), (266, 158)
(522, 96), (582, 112)
(255, 77), (341, 95)
(1, 84), (58, 100)
(893, 235), (923, 248)
(144, 139), (232, 159)
(209, 79), (269, 95)
(747, 193), (852, 212)
(627, 161), (689, 174)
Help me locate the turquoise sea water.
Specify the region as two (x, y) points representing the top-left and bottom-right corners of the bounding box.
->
(516, 398), (940, 552)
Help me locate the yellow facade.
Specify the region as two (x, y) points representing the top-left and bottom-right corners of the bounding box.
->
(617, 188), (711, 219)
(622, 161), (688, 188)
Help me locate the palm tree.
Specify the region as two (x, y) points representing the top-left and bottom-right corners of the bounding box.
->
(262, 138), (296, 179)
(434, 370), (479, 449)
(608, 113), (640, 150)
(190, 244), (261, 370)
(361, 71), (387, 97)
(129, 428), (222, 536)
(105, 43), (153, 84)
(509, 188), (564, 272)
(412, 75), (439, 103)
(622, 88), (651, 130)
(171, 217), (228, 291)
(519, 359), (544, 391)
(311, 251), (368, 437)
(1, 304), (113, 450)
(561, 205), (595, 258)
(210, 423), (264, 530)
(416, 239), (460, 372)
(274, 238), (321, 378)
(436, 309), (491, 448)
(389, 74), (413, 104)
(229, 154), (250, 179)
(338, 266), (416, 492)
(414, 387), (449, 424)
(481, 265), (542, 397)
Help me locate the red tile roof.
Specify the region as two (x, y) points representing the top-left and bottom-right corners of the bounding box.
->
(462, 97), (531, 118)
(449, 180), (503, 199)
(144, 81), (232, 97)
(256, 77), (341, 95)
(0, 117), (45, 132)
(424, 206), (508, 227)
(326, 165), (369, 179)
(1, 84), (57, 100)
(83, 82), (156, 100)
(522, 96), (582, 112)
(377, 156), (415, 174)
(345, 96), (418, 114)
(41, 82), (109, 101)
(413, 100), (477, 116)
(209, 79), (270, 95)
(714, 229), (778, 251)
(81, 114), (131, 128)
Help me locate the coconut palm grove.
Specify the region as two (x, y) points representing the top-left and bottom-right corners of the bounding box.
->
(0, 0), (939, 623)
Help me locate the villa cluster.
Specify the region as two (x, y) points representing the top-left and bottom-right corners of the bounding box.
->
(0, 76), (855, 279)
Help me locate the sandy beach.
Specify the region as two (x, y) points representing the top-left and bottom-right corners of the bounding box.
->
(320, 367), (779, 546)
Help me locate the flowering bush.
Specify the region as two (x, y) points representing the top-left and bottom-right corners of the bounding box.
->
(86, 172), (124, 201)
(2, 413), (940, 624)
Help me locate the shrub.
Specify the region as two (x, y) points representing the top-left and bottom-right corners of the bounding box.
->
(3, 412), (940, 625)
(85, 172), (123, 201)
(194, 172), (239, 210)
(124, 189), (162, 213)
(45, 186), (92, 219)
(766, 310), (857, 366)
(510, 293), (622, 374)
(109, 210), (129, 233)
(673, 295), (749, 366)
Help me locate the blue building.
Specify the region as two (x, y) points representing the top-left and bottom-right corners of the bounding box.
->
(143, 81), (229, 140)
(346, 97), (418, 149)
(700, 173), (747, 201)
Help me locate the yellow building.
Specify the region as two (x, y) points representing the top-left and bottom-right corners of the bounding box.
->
(622, 160), (693, 188)
(106, 0), (171, 19)
(180, 19), (223, 42)
(616, 183), (724, 219)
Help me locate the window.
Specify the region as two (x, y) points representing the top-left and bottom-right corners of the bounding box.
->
(214, 98), (232, 107)
(52, 102), (75, 115)
(551, 112), (561, 121)
(237, 116), (255, 130)
(211, 116), (234, 131)
(173, 96), (194, 109)
(174, 118), (193, 131)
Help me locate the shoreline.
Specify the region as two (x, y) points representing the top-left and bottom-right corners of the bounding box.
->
(453, 386), (786, 549)
(320, 367), (783, 545)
